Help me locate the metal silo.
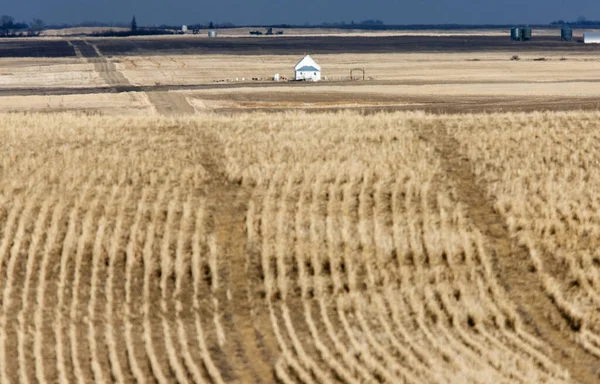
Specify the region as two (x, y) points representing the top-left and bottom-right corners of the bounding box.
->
(208, 29), (217, 38)
(511, 27), (521, 41)
(561, 26), (573, 41)
(521, 26), (532, 41)
(584, 32), (600, 44)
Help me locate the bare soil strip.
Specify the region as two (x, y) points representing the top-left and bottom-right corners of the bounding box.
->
(419, 127), (600, 384)
(70, 40), (196, 116)
(146, 92), (195, 115)
(69, 41), (131, 87)
(198, 131), (279, 383)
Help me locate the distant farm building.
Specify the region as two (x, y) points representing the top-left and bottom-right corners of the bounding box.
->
(561, 26), (573, 41)
(584, 32), (600, 44)
(510, 26), (532, 41)
(521, 26), (532, 41)
(510, 27), (521, 41)
(294, 54), (321, 81)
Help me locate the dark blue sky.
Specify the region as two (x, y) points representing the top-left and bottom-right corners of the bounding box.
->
(3, 0), (598, 26)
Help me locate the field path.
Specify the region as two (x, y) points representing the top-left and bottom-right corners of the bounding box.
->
(196, 129), (279, 383)
(73, 38), (277, 378)
(146, 92), (195, 115)
(70, 40), (195, 115)
(419, 127), (600, 384)
(70, 40), (131, 86)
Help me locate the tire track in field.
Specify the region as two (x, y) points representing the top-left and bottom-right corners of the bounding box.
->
(146, 91), (195, 115)
(71, 40), (195, 115)
(70, 40), (131, 87)
(419, 127), (600, 384)
(198, 130), (279, 383)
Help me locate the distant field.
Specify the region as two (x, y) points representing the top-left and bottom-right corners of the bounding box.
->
(0, 40), (76, 58)
(3, 49), (600, 114)
(37, 26), (600, 38)
(0, 92), (153, 115)
(1, 35), (599, 59)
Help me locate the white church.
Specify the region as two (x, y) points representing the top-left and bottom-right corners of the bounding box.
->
(294, 54), (321, 82)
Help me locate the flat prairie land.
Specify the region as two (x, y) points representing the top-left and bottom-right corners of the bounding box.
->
(114, 52), (600, 86)
(4, 48), (600, 114)
(1, 33), (600, 383)
(0, 92), (154, 115)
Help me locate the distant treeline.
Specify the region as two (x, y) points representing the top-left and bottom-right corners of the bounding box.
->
(12, 13), (600, 39)
(551, 18), (600, 27)
(0, 14), (44, 37)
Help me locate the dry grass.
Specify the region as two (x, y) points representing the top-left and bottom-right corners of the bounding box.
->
(1, 111), (595, 382)
(4, 51), (600, 116)
(449, 111), (600, 358)
(116, 52), (600, 86)
(0, 93), (154, 115)
(0, 59), (105, 88)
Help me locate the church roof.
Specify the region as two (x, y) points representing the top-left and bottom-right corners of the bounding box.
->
(296, 66), (320, 72)
(294, 54), (321, 71)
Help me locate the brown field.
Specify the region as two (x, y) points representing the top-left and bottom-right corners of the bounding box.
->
(1, 33), (600, 383)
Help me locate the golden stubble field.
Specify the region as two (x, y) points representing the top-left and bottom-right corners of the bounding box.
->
(0, 111), (600, 383)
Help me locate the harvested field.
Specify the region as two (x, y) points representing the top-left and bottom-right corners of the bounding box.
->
(5, 48), (600, 116)
(113, 52), (600, 86)
(1, 111), (600, 383)
(0, 40), (76, 58)
(73, 36), (600, 56)
(0, 61), (105, 88)
(0, 92), (154, 115)
(2, 35), (600, 59)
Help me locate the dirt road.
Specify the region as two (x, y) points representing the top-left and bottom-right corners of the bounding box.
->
(145, 92), (195, 115)
(70, 40), (195, 115)
(70, 40), (131, 87)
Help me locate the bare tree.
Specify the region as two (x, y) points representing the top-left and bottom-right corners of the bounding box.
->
(29, 18), (45, 36)
(0, 15), (15, 28)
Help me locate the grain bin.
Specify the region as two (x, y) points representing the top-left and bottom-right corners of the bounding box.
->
(561, 27), (573, 41)
(521, 26), (532, 41)
(208, 29), (217, 38)
(511, 27), (521, 41)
